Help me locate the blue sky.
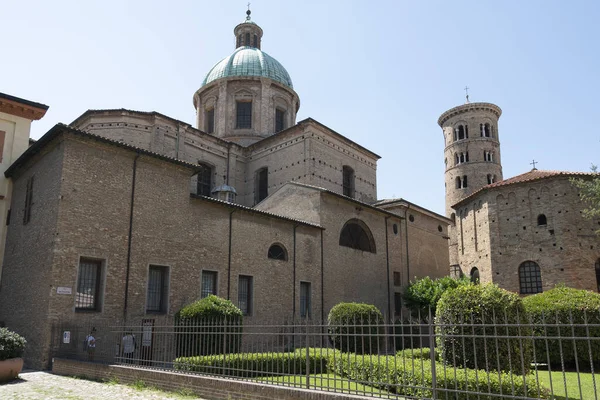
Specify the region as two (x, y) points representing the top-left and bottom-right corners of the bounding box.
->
(2, 0), (599, 215)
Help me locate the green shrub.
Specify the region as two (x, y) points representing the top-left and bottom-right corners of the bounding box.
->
(327, 303), (383, 354)
(403, 276), (471, 317)
(174, 348), (339, 377)
(175, 295), (243, 357)
(523, 286), (600, 369)
(328, 353), (549, 399)
(0, 327), (26, 360)
(396, 347), (440, 362)
(436, 283), (532, 374)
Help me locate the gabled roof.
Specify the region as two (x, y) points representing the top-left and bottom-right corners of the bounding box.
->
(284, 182), (403, 220)
(5, 123), (202, 178)
(374, 198), (451, 223)
(250, 118), (381, 159)
(190, 194), (322, 229)
(0, 92), (49, 120)
(452, 169), (598, 208)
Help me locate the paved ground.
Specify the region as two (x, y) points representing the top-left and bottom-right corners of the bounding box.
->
(0, 370), (205, 399)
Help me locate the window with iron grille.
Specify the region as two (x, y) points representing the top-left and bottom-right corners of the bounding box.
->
(197, 163), (213, 197)
(23, 176), (34, 224)
(201, 271), (217, 298)
(268, 244), (287, 261)
(393, 271), (401, 286)
(76, 258), (102, 311)
(300, 282), (311, 318)
(236, 101), (252, 129)
(238, 275), (253, 316)
(146, 265), (168, 313)
(275, 108), (285, 132)
(255, 167), (268, 203)
(339, 219), (376, 253)
(205, 108), (215, 134)
(519, 261), (543, 294)
(342, 166), (355, 198)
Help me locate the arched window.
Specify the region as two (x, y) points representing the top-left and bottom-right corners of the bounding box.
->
(339, 219), (376, 253)
(519, 261), (543, 294)
(255, 167), (268, 203)
(245, 32), (250, 46)
(455, 153), (459, 166)
(205, 108), (215, 134)
(456, 177), (462, 189)
(487, 174), (496, 184)
(342, 166), (355, 198)
(463, 175), (468, 188)
(253, 34), (258, 47)
(196, 163), (213, 197)
(268, 244), (287, 261)
(595, 259), (600, 293)
(470, 267), (480, 284)
(484, 123), (491, 137)
(458, 125), (465, 140)
(275, 108), (286, 132)
(537, 214), (547, 226)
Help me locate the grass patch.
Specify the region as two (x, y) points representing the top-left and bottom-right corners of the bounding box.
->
(256, 373), (389, 396)
(536, 370), (598, 400)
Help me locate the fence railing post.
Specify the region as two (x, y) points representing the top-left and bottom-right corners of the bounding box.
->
(429, 308), (437, 400)
(305, 318), (310, 389)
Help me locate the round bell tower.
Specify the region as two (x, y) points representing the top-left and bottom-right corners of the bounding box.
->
(439, 101), (503, 218)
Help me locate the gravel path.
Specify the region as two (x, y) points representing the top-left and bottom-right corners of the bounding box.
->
(0, 370), (205, 399)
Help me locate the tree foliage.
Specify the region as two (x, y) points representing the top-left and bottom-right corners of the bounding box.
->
(402, 276), (471, 317)
(570, 166), (600, 232)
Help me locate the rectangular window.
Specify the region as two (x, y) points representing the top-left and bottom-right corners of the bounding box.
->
(255, 168), (268, 203)
(23, 176), (34, 224)
(393, 271), (401, 286)
(238, 275), (253, 316)
(146, 265), (168, 313)
(236, 101), (252, 129)
(300, 282), (311, 318)
(201, 271), (217, 298)
(342, 166), (355, 198)
(205, 109), (215, 134)
(275, 109), (285, 132)
(394, 292), (403, 316)
(76, 259), (102, 311)
(197, 163), (212, 197)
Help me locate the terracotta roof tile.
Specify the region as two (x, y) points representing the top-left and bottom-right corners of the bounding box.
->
(453, 169), (598, 208)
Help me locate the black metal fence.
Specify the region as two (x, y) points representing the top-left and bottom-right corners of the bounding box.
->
(50, 312), (600, 399)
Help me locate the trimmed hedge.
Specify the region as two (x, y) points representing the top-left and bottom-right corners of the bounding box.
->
(327, 353), (549, 400)
(174, 348), (340, 378)
(403, 276), (471, 317)
(0, 327), (26, 360)
(327, 303), (383, 354)
(396, 347), (440, 362)
(436, 283), (532, 374)
(523, 286), (600, 369)
(175, 295), (243, 357)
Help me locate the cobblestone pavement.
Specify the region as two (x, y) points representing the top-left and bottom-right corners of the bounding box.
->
(0, 370), (205, 399)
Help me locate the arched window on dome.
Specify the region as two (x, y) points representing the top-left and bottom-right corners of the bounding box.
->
(470, 267), (480, 284)
(339, 219), (376, 253)
(245, 32), (250, 46)
(519, 261), (543, 294)
(537, 214), (547, 226)
(196, 163), (213, 197)
(237, 35), (242, 48)
(253, 34), (258, 47)
(268, 244), (287, 261)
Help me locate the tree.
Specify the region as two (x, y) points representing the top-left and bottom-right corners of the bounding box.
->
(402, 276), (471, 318)
(571, 166), (600, 233)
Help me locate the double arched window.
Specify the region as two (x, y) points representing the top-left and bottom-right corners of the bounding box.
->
(456, 175), (468, 189)
(339, 219), (376, 253)
(480, 123), (493, 137)
(519, 261), (542, 294)
(268, 244), (287, 261)
(454, 124), (469, 141)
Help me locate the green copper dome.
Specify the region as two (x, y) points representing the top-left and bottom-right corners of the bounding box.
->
(201, 46), (293, 89)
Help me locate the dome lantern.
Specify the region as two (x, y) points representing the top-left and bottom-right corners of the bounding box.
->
(234, 8), (263, 49)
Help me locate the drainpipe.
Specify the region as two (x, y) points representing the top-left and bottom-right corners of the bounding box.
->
(226, 144), (231, 186)
(404, 206), (411, 283)
(227, 209), (236, 299)
(320, 229), (324, 323)
(384, 216), (391, 320)
(123, 153), (140, 322)
(292, 225), (298, 320)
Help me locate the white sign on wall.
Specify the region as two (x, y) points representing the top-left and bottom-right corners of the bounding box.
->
(63, 331), (70, 344)
(56, 287), (72, 295)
